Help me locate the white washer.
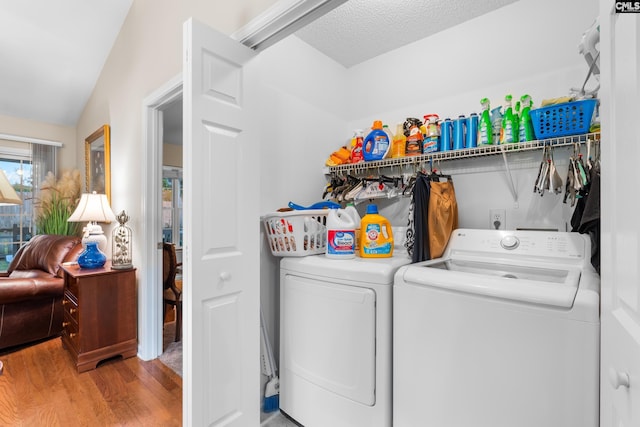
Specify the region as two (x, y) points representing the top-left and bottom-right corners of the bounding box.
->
(393, 229), (600, 427)
(280, 253), (411, 427)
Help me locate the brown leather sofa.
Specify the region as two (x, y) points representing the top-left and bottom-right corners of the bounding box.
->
(0, 235), (83, 351)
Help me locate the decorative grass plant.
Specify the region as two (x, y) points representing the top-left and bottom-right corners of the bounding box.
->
(34, 170), (82, 236)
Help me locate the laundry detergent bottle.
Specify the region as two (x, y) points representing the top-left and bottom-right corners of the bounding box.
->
(363, 120), (390, 161)
(360, 204), (394, 258)
(344, 202), (362, 251)
(326, 208), (356, 259)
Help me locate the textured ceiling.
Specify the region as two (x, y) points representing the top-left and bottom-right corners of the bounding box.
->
(295, 0), (520, 68)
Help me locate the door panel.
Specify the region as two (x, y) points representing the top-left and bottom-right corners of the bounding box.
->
(183, 18), (260, 426)
(600, 4), (640, 426)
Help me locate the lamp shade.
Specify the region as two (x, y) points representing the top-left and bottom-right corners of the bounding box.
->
(68, 192), (116, 223)
(0, 170), (22, 206)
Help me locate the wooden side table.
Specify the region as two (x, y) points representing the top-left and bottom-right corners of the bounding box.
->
(60, 261), (137, 373)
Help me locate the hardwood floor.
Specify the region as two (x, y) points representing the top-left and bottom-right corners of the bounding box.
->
(0, 336), (182, 426)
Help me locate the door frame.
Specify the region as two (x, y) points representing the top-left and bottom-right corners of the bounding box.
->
(140, 74), (183, 360)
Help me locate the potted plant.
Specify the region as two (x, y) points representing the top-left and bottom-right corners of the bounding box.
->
(34, 170), (82, 236)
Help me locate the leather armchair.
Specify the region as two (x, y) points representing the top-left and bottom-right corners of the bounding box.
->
(0, 235), (83, 351)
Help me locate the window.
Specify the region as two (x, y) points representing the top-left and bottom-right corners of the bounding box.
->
(0, 154), (33, 271)
(0, 138), (58, 271)
(162, 167), (183, 247)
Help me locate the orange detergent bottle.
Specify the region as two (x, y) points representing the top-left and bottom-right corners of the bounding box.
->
(359, 204), (394, 258)
(391, 123), (406, 158)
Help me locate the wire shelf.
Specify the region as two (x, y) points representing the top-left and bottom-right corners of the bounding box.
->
(325, 132), (600, 175)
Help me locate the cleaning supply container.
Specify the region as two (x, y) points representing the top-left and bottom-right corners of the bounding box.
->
(479, 98), (493, 145)
(363, 121), (390, 161)
(360, 204), (394, 258)
(440, 118), (453, 152)
(326, 208), (357, 259)
(453, 115), (466, 150)
(466, 113), (478, 148)
(351, 129), (365, 163)
(422, 114), (440, 153)
(391, 123), (406, 158)
(344, 203), (362, 251)
(501, 94), (518, 143)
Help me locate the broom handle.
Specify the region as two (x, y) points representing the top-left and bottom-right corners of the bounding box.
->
(260, 306), (278, 378)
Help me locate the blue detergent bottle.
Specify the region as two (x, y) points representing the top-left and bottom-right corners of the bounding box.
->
(363, 120), (390, 161)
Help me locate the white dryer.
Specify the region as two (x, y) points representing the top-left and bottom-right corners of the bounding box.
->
(393, 229), (600, 427)
(280, 253), (411, 427)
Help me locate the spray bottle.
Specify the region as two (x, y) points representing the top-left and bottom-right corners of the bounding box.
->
(479, 98), (493, 145)
(350, 129), (364, 163)
(422, 114), (440, 153)
(490, 106), (503, 144)
(500, 94), (518, 144)
(518, 94), (535, 142)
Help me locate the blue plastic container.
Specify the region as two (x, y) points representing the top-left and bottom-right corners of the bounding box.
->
(453, 115), (466, 150)
(529, 99), (598, 139)
(440, 118), (453, 152)
(363, 120), (390, 161)
(466, 113), (479, 148)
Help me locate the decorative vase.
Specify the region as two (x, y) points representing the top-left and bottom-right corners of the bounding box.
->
(112, 210), (133, 270)
(77, 241), (107, 268)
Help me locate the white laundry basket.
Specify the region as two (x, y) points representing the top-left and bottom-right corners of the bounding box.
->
(262, 209), (328, 256)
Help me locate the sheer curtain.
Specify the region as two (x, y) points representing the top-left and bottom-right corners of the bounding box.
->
(31, 143), (57, 199)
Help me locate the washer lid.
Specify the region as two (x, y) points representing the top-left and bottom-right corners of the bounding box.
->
(400, 258), (581, 308)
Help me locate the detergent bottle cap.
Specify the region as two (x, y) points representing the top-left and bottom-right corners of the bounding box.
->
(372, 120), (383, 129)
(480, 97), (490, 106)
(505, 94), (513, 102)
(366, 204), (379, 215)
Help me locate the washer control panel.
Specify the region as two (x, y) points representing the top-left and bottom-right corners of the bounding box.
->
(449, 229), (586, 260)
(500, 235), (520, 250)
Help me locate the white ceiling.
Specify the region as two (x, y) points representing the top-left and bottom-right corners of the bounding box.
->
(0, 0), (133, 126)
(0, 0), (518, 129)
(295, 0), (519, 68)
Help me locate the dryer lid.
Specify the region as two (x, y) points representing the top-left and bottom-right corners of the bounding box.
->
(401, 258), (581, 308)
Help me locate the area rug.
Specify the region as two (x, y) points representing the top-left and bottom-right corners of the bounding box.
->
(159, 321), (182, 377)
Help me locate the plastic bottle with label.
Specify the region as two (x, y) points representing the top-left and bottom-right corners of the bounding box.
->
(350, 129), (364, 163)
(363, 120), (390, 161)
(479, 98), (493, 145)
(343, 202), (361, 251)
(500, 94), (518, 143)
(360, 204), (394, 258)
(391, 123), (406, 158)
(382, 124), (394, 158)
(422, 114), (440, 153)
(326, 208), (356, 259)
(518, 94), (535, 142)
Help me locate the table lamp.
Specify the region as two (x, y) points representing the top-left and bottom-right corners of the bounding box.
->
(0, 170), (22, 206)
(0, 169), (21, 375)
(67, 192), (116, 268)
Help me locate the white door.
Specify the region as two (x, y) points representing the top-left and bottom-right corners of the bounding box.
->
(599, 3), (640, 426)
(183, 18), (261, 426)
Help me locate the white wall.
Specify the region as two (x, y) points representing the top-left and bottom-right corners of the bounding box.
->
(256, 0), (599, 363)
(343, 0), (599, 230)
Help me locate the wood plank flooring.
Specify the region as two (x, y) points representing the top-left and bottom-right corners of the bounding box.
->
(0, 336), (182, 426)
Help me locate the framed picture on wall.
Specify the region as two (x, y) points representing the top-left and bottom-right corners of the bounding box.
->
(85, 124), (111, 202)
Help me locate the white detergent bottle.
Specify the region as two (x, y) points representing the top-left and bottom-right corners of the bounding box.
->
(343, 202), (361, 251)
(326, 207), (356, 259)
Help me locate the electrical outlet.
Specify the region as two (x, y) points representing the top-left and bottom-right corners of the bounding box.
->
(490, 209), (506, 230)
